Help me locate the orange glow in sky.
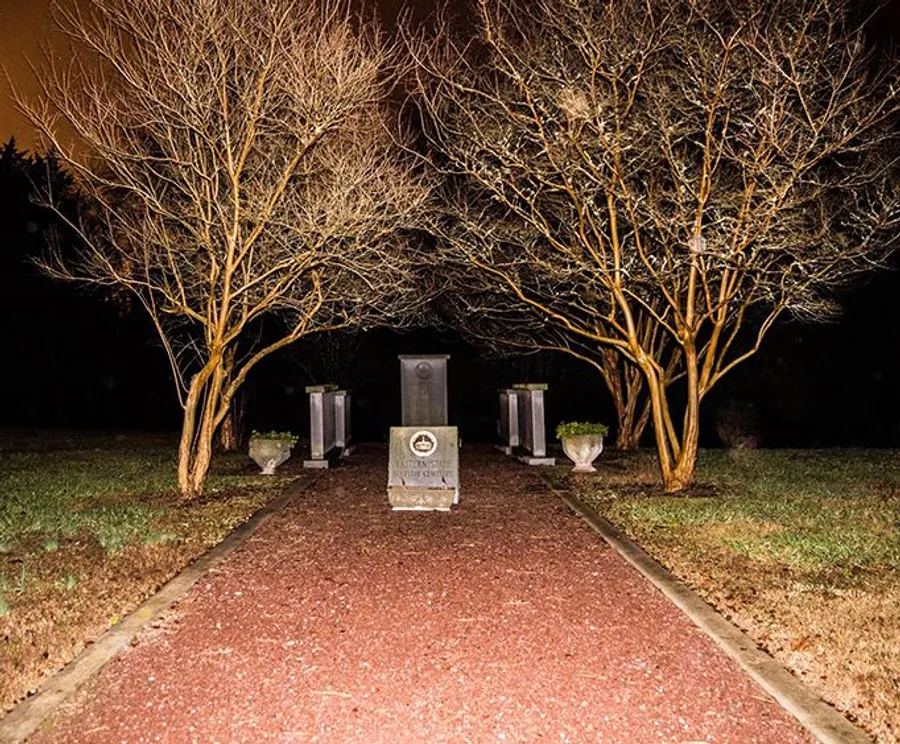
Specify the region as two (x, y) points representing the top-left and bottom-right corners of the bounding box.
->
(0, 0), (67, 153)
(2, 0), (894, 154)
(0, 0), (414, 154)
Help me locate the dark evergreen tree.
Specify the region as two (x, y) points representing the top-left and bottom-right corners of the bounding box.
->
(0, 137), (177, 430)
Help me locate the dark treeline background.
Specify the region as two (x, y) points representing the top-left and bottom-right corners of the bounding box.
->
(2, 138), (899, 448)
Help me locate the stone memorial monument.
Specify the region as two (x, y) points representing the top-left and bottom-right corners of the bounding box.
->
(399, 354), (449, 426)
(388, 355), (459, 510)
(497, 388), (521, 455)
(303, 385), (353, 468)
(514, 383), (555, 465)
(496, 383), (555, 465)
(333, 389), (353, 456)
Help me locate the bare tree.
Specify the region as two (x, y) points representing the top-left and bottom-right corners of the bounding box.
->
(413, 0), (900, 490)
(23, 0), (431, 497)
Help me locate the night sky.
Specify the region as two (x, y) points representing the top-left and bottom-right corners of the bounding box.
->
(0, 0), (62, 153)
(0, 0), (433, 150)
(1, 0), (899, 447)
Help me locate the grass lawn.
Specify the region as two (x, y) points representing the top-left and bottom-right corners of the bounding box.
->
(0, 430), (309, 716)
(559, 448), (900, 744)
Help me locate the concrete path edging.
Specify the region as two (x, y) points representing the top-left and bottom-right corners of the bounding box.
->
(0, 475), (319, 744)
(552, 487), (872, 744)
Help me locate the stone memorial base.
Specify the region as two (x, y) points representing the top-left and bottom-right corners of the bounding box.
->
(304, 443), (356, 469)
(518, 454), (556, 466)
(388, 426), (459, 511)
(387, 487), (455, 511)
(303, 458), (331, 469)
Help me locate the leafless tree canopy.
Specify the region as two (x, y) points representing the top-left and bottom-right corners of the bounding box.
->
(23, 0), (431, 495)
(413, 0), (900, 489)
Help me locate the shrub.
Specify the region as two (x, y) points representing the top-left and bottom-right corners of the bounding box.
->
(715, 400), (763, 449)
(556, 421), (609, 439)
(249, 430), (298, 446)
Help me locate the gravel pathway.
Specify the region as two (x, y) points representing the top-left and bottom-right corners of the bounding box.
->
(32, 446), (813, 743)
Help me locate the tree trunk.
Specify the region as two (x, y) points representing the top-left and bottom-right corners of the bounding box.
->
(218, 409), (239, 452)
(616, 373), (652, 451)
(614, 424), (640, 451)
(177, 393), (216, 500)
(614, 411), (650, 450)
(613, 389), (647, 450)
(176, 356), (227, 499)
(642, 347), (700, 493)
(216, 348), (243, 452)
(218, 391), (246, 452)
(602, 347), (651, 451)
(184, 434), (214, 498)
(177, 374), (204, 498)
(670, 344), (701, 492)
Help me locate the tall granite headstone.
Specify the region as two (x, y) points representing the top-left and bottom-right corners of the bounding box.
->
(497, 388), (521, 455)
(388, 354), (459, 510)
(514, 383), (555, 465)
(303, 384), (354, 468)
(399, 354), (449, 426)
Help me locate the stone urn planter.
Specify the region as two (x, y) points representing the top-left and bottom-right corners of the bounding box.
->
(248, 431), (298, 475)
(556, 422), (609, 473)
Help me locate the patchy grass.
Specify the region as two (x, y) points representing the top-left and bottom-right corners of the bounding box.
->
(562, 448), (900, 744)
(0, 431), (310, 717)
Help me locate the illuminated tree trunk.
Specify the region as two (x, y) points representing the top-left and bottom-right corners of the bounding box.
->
(601, 347), (651, 451)
(675, 342), (702, 490)
(642, 345), (700, 493)
(614, 399), (651, 451)
(217, 350), (245, 452)
(218, 405), (242, 452)
(177, 353), (232, 499)
(177, 373), (207, 500)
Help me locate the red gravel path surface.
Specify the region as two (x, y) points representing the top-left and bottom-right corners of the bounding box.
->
(33, 446), (813, 743)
